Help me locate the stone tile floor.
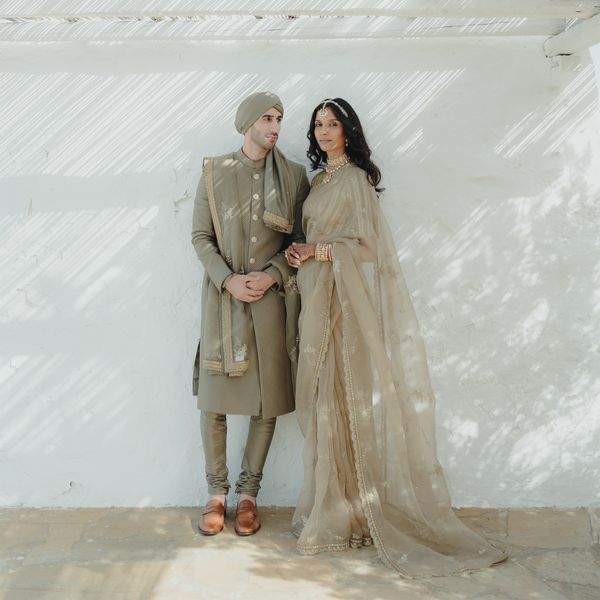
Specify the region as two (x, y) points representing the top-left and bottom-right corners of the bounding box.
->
(0, 507), (598, 600)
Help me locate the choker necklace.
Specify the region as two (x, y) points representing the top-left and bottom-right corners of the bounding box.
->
(322, 153), (350, 184)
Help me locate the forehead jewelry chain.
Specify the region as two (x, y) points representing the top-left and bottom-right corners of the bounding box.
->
(318, 99), (349, 118)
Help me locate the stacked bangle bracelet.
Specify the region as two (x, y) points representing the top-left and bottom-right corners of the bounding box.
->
(315, 243), (333, 262)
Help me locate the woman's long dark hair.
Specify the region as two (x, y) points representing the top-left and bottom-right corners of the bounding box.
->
(307, 97), (383, 192)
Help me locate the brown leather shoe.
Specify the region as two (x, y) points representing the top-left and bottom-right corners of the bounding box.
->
(198, 498), (226, 536)
(234, 499), (261, 536)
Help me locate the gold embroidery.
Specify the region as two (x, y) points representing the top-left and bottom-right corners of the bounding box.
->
(233, 338), (248, 363)
(204, 157), (248, 377)
(310, 271), (334, 399)
(203, 359), (223, 372)
(203, 158), (224, 250)
(297, 542), (349, 555)
(284, 274), (299, 294)
(263, 210), (292, 233)
(221, 288), (235, 374)
(341, 305), (396, 572)
(283, 158), (293, 219)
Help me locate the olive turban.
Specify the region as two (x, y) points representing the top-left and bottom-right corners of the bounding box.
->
(234, 91), (284, 134)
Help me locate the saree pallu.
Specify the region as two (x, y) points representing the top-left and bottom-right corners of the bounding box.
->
(292, 164), (506, 577)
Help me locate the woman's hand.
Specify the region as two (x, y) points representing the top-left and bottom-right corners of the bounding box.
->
(285, 243), (316, 268)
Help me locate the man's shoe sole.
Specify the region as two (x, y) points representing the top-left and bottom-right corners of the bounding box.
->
(198, 524), (224, 536)
(234, 524), (261, 536)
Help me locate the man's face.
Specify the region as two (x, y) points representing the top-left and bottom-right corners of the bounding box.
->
(247, 107), (283, 151)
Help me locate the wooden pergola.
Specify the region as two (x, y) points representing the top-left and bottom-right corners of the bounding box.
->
(0, 1), (599, 56)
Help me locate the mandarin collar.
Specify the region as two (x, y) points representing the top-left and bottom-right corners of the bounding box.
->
(235, 148), (267, 169)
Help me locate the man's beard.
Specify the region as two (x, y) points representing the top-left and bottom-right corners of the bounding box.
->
(251, 128), (277, 150)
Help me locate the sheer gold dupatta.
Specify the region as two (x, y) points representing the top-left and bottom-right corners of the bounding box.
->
(293, 168), (506, 577)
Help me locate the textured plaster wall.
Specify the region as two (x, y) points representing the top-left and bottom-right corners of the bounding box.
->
(1, 36), (599, 508)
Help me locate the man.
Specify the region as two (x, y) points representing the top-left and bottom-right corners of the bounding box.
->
(191, 91), (309, 536)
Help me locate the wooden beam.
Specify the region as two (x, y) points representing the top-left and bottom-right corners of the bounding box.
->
(544, 12), (600, 54)
(1, 1), (599, 21)
(0, 17), (569, 43)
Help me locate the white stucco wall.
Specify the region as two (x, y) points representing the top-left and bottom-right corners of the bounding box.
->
(1, 35), (599, 508)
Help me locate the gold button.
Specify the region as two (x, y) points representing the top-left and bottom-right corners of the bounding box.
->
(253, 173), (260, 180)
(252, 214), (258, 221)
(251, 236), (257, 243)
(249, 258), (256, 264)
(252, 193), (260, 200)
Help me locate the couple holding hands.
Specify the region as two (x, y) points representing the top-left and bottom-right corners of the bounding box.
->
(191, 91), (506, 577)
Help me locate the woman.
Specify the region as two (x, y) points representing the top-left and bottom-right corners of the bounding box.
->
(285, 98), (506, 577)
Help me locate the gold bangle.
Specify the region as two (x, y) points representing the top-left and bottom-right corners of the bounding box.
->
(315, 243), (324, 261)
(315, 243), (333, 262)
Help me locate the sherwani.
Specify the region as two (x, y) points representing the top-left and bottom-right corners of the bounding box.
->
(192, 148), (309, 419)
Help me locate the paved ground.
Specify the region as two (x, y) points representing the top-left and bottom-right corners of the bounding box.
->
(0, 506), (598, 600)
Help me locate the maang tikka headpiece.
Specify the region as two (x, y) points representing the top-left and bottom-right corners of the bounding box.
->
(319, 99), (349, 118)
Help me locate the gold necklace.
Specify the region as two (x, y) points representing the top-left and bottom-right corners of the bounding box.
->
(321, 153), (350, 184)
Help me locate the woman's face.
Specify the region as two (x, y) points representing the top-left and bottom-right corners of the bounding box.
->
(313, 107), (346, 156)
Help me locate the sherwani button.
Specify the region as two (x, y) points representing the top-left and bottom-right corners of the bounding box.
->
(251, 236), (257, 243)
(252, 214), (258, 221)
(249, 258), (256, 264)
(253, 193), (260, 200)
(253, 173), (260, 180)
